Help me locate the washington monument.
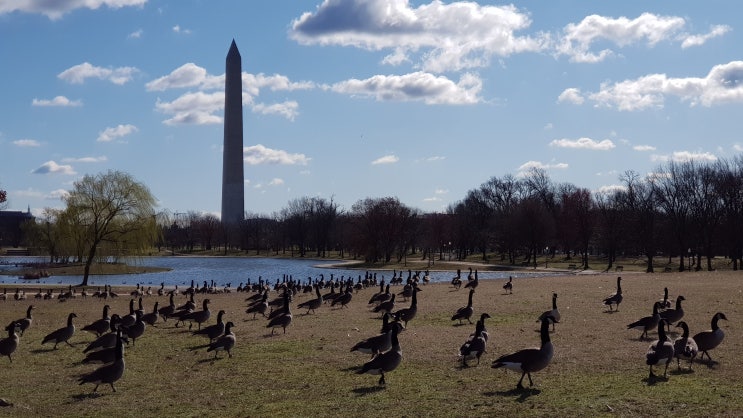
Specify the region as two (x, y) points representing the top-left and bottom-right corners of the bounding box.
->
(221, 39), (244, 225)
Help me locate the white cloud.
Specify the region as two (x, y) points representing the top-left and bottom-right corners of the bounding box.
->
(733, 144), (743, 152)
(61, 156), (108, 163)
(146, 63), (218, 91)
(268, 178), (285, 186)
(680, 25), (731, 48)
(557, 88), (584, 105)
(172, 25), (191, 34)
(332, 72), (482, 104)
(128, 29), (143, 39)
(252, 101), (299, 121)
(651, 151), (718, 163)
(154, 92), (224, 126)
(550, 137), (615, 150)
(543, 123), (554, 130)
(371, 155), (399, 165)
(596, 184), (627, 195)
(97, 124), (138, 142)
(58, 62), (138, 85)
(32, 96), (82, 107)
(0, 0), (147, 20)
(426, 156), (445, 162)
(13, 188), (43, 198)
(517, 160), (569, 173)
(291, 0), (545, 73)
(31, 161), (76, 175)
(422, 196), (441, 202)
(243, 144), (309, 165)
(633, 145), (656, 151)
(46, 189), (70, 200)
(434, 188), (448, 195)
(13, 139), (40, 147)
(582, 61), (743, 110)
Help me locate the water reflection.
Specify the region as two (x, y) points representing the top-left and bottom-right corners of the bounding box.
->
(0, 256), (555, 287)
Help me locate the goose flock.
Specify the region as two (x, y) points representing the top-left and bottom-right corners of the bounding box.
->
(0, 271), (731, 398)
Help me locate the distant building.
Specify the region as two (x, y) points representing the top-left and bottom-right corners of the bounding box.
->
(0, 207), (34, 247)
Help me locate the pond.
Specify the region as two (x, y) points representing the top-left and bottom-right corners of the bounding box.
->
(0, 256), (557, 288)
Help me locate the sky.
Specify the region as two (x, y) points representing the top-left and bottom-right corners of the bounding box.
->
(2, 0), (743, 218)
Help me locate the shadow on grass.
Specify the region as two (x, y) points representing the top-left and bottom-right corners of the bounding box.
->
(670, 367), (695, 376)
(643, 375), (669, 385)
(484, 387), (541, 402)
(452, 322), (470, 327)
(352, 386), (386, 396)
(68, 392), (106, 402)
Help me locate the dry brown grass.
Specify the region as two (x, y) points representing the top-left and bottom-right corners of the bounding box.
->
(0, 270), (740, 417)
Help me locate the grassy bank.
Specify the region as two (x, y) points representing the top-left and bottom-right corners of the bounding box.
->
(0, 270), (740, 416)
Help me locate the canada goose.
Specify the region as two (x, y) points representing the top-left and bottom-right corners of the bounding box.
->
(41, 312), (76, 349)
(331, 286), (353, 308)
(673, 321), (698, 371)
(369, 283), (390, 305)
(471, 313), (491, 342)
(627, 302), (662, 340)
(464, 270), (479, 290)
(373, 293), (396, 317)
(451, 289), (475, 325)
(122, 311), (145, 346)
(393, 286), (420, 327)
(298, 285), (322, 315)
(492, 315), (556, 389)
(351, 313), (402, 358)
(537, 293), (560, 331)
(503, 276), (513, 294)
(451, 269), (462, 290)
(658, 287), (672, 309)
(659, 295), (685, 331)
(193, 310), (226, 342)
(0, 322), (21, 362)
(266, 293), (292, 335)
(246, 291), (269, 319)
(78, 328), (125, 392)
(181, 299), (211, 330)
(83, 315), (122, 353)
(158, 293), (176, 321)
(693, 312), (727, 363)
(140, 301), (160, 326)
(357, 325), (403, 385)
(646, 319), (674, 380)
(207, 321), (236, 358)
(119, 299), (137, 329)
(459, 313), (490, 367)
(82, 329), (124, 365)
(14, 305), (34, 336)
(603, 276), (623, 311)
(82, 305), (111, 337)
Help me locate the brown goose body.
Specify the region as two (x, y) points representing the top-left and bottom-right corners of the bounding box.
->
(693, 312), (727, 362)
(82, 305), (111, 337)
(357, 325), (402, 385)
(452, 289), (475, 324)
(0, 322), (21, 362)
(537, 293), (560, 331)
(646, 319), (674, 379)
(393, 286), (420, 327)
(627, 302), (662, 340)
(673, 321), (698, 370)
(14, 305), (34, 336)
(207, 321), (236, 358)
(79, 329), (125, 392)
(603, 276), (623, 311)
(492, 315), (556, 389)
(659, 295), (685, 330)
(41, 312), (76, 349)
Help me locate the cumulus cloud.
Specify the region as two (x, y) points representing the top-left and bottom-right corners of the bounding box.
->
(172, 25), (191, 34)
(62, 156), (108, 163)
(633, 145), (657, 151)
(268, 178), (285, 186)
(331, 72), (482, 104)
(651, 151), (717, 163)
(97, 124), (138, 142)
(371, 155), (399, 165)
(578, 61), (743, 110)
(596, 184), (627, 195)
(252, 101), (299, 121)
(128, 29), (143, 39)
(31, 161), (76, 175)
(0, 0), (147, 20)
(243, 144), (309, 165)
(426, 156), (445, 162)
(555, 13), (727, 63)
(154, 92), (224, 126)
(517, 160), (568, 173)
(13, 139), (40, 147)
(681, 25), (731, 49)
(32, 96), (82, 107)
(291, 0), (545, 73)
(557, 88), (584, 105)
(549, 137), (615, 150)
(58, 62), (138, 85)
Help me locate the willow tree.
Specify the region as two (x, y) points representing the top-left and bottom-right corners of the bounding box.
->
(63, 170), (158, 286)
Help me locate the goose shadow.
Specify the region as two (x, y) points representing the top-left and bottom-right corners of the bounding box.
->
(643, 375), (669, 385)
(452, 322), (470, 327)
(340, 365), (362, 372)
(670, 367), (695, 376)
(352, 386), (386, 396)
(68, 392), (105, 402)
(484, 387), (541, 402)
(602, 309), (619, 314)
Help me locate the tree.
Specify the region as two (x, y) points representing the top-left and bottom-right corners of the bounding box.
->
(0, 186), (7, 210)
(63, 170), (158, 286)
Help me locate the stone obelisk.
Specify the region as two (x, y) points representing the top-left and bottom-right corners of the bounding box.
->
(221, 39), (244, 225)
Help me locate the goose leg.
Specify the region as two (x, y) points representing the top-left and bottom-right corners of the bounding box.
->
(379, 373), (386, 386)
(527, 372), (534, 387)
(516, 371), (526, 389)
(110, 383), (116, 392)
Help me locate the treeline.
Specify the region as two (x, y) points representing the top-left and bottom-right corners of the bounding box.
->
(153, 157), (743, 272)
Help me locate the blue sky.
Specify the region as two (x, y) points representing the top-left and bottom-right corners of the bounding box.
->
(2, 1), (742, 218)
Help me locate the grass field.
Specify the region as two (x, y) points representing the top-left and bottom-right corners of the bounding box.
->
(0, 270), (739, 417)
